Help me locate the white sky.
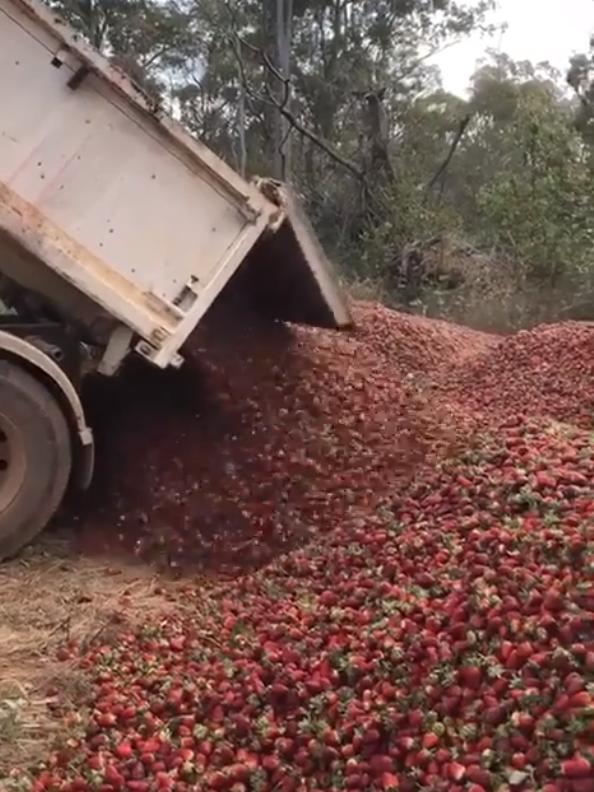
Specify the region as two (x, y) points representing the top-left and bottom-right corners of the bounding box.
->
(433, 0), (594, 96)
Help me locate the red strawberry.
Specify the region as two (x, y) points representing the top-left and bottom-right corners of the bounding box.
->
(561, 757), (592, 778)
(115, 741), (133, 760)
(380, 772), (400, 790)
(448, 762), (466, 782)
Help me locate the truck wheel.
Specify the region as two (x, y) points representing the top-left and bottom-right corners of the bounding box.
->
(0, 360), (71, 560)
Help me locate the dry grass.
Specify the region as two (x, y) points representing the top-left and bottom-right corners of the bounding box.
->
(0, 533), (186, 787)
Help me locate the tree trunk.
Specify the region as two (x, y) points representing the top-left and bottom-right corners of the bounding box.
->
(236, 57), (247, 177)
(262, 0), (293, 179)
(275, 0), (293, 179)
(357, 89), (395, 186)
(262, 0), (278, 176)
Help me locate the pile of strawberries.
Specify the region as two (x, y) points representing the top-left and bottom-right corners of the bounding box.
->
(450, 322), (594, 429)
(76, 304), (489, 570)
(37, 304), (594, 791)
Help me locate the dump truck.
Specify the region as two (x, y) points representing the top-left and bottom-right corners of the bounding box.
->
(0, 0), (352, 559)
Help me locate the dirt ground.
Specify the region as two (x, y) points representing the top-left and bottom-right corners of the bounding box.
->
(0, 531), (186, 787)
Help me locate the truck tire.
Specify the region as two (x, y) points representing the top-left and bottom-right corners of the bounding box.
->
(0, 360), (71, 560)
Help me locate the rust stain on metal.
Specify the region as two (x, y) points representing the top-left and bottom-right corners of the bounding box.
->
(0, 181), (181, 326)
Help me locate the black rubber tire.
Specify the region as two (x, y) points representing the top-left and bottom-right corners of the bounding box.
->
(0, 360), (71, 560)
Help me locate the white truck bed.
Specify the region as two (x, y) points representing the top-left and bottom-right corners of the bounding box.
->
(0, 0), (351, 370)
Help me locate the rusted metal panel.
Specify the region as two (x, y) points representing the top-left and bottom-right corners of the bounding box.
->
(0, 181), (179, 337)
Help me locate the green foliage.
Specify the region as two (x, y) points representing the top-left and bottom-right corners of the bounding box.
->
(47, 0), (197, 95)
(478, 88), (594, 283)
(352, 181), (460, 283)
(568, 38), (594, 148)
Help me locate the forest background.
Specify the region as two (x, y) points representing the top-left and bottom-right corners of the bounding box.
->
(48, 0), (594, 330)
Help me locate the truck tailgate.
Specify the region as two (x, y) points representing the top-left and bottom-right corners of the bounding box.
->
(248, 182), (352, 330)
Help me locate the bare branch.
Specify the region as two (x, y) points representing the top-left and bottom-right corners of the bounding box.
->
(393, 38), (463, 85)
(278, 101), (365, 181)
(235, 36), (366, 182)
(141, 45), (176, 71)
(425, 114), (472, 201)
